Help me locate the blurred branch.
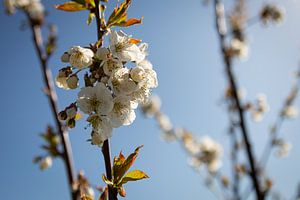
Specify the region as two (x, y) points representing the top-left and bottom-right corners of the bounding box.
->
(260, 75), (299, 167)
(213, 0), (264, 199)
(243, 69), (300, 199)
(26, 13), (78, 200)
(229, 123), (241, 200)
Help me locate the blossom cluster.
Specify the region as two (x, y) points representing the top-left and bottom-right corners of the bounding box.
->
(141, 95), (223, 173)
(228, 0), (248, 60)
(56, 30), (158, 146)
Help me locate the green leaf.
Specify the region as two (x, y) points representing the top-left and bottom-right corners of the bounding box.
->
(55, 2), (87, 12)
(120, 170), (149, 185)
(87, 12), (95, 25)
(85, 0), (95, 8)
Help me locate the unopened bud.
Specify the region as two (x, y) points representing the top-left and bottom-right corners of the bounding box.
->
(66, 75), (79, 89)
(67, 118), (76, 128)
(118, 187), (126, 197)
(58, 110), (67, 121)
(40, 156), (52, 170)
(61, 52), (70, 62)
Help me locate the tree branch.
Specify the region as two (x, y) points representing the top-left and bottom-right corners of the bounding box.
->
(213, 0), (264, 199)
(27, 14), (78, 200)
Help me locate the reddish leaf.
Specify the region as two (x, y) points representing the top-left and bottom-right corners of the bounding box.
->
(118, 17), (143, 27)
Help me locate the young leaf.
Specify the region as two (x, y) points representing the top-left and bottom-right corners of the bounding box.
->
(120, 170), (149, 185)
(106, 0), (142, 28)
(116, 17), (143, 27)
(113, 145), (143, 183)
(87, 12), (95, 25)
(55, 2), (87, 12)
(85, 0), (96, 8)
(112, 151), (126, 180)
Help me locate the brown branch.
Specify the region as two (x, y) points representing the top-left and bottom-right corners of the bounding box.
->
(94, 1), (118, 199)
(213, 0), (264, 199)
(26, 14), (78, 200)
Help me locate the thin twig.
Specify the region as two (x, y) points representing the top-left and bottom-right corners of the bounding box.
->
(229, 123), (241, 200)
(213, 0), (264, 199)
(94, 1), (118, 199)
(26, 14), (78, 200)
(242, 74), (300, 199)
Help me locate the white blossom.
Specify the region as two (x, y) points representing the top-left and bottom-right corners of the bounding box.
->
(109, 96), (136, 128)
(77, 83), (113, 115)
(251, 93), (269, 122)
(276, 141), (292, 158)
(230, 39), (249, 59)
(68, 46), (94, 69)
(137, 59), (153, 70)
(197, 136), (223, 173)
(282, 105), (298, 119)
(88, 115), (112, 146)
(109, 68), (138, 96)
(102, 58), (123, 76)
(156, 113), (173, 132)
(109, 30), (145, 62)
(141, 95), (161, 117)
(26, 0), (43, 19)
(129, 86), (151, 104)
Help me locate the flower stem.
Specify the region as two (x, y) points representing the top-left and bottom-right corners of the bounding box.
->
(94, 1), (118, 199)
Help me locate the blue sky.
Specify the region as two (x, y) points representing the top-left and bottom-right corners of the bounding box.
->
(1, 0), (300, 199)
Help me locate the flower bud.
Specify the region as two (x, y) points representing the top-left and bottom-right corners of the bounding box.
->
(95, 47), (109, 61)
(40, 156), (52, 170)
(55, 75), (69, 90)
(66, 105), (77, 119)
(66, 75), (79, 89)
(118, 187), (126, 197)
(61, 52), (70, 62)
(58, 110), (67, 121)
(67, 118), (76, 129)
